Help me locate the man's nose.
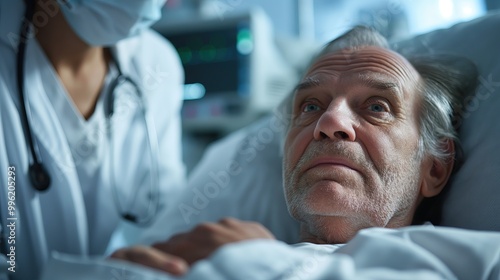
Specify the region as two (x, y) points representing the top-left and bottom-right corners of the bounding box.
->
(313, 101), (356, 141)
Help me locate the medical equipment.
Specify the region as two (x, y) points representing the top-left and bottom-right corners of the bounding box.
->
(155, 9), (297, 132)
(15, 1), (160, 225)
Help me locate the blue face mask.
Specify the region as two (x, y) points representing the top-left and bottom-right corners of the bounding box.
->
(58, 0), (167, 46)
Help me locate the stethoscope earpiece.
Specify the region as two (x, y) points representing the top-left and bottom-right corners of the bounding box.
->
(29, 162), (51, 191)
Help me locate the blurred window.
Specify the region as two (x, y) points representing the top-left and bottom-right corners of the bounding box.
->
(312, 0), (486, 43)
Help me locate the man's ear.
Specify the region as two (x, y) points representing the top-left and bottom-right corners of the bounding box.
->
(420, 139), (455, 198)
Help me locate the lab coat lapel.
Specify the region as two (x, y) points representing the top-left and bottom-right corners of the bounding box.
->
(0, 72), (49, 278)
(0, 0), (24, 51)
(22, 38), (89, 256)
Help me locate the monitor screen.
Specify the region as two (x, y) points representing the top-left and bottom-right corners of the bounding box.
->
(165, 23), (252, 99)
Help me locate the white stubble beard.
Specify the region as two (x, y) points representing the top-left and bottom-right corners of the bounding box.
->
(283, 140), (423, 236)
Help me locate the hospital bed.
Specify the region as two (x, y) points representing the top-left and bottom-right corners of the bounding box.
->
(42, 11), (500, 280)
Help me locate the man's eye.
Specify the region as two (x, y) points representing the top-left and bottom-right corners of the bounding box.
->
(302, 103), (321, 113)
(368, 103), (387, 112)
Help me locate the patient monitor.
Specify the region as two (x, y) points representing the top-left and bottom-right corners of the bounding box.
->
(156, 9), (297, 132)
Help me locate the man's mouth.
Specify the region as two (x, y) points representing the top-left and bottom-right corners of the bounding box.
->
(303, 157), (359, 173)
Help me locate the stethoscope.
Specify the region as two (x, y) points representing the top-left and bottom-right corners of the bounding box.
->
(15, 1), (160, 225)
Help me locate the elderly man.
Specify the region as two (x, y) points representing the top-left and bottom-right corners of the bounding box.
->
(282, 26), (459, 244)
(109, 26), (500, 279)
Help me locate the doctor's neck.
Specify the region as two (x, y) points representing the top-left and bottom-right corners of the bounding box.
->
(32, 0), (109, 119)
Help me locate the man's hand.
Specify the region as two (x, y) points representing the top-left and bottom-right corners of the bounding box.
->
(110, 246), (189, 276)
(153, 218), (275, 265)
(109, 218), (273, 275)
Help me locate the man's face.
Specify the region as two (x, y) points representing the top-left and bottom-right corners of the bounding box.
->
(283, 46), (424, 242)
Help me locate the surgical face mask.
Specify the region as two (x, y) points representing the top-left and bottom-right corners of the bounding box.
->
(58, 0), (167, 46)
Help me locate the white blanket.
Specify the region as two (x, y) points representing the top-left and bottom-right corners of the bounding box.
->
(41, 225), (500, 280)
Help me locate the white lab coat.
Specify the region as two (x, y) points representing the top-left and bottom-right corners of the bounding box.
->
(0, 1), (185, 279)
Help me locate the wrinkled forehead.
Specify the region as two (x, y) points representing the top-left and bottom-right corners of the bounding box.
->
(303, 46), (421, 89)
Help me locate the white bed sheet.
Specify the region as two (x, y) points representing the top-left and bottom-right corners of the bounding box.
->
(41, 225), (500, 280)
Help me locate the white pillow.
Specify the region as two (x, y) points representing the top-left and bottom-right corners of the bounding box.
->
(394, 11), (500, 231)
(142, 116), (300, 244)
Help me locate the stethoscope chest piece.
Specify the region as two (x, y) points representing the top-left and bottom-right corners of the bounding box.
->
(29, 162), (51, 191)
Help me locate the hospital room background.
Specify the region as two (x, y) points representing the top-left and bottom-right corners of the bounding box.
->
(3, 0), (500, 278)
(151, 0), (496, 173)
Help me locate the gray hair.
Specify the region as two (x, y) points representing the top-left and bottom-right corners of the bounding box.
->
(408, 55), (477, 164)
(277, 26), (477, 166)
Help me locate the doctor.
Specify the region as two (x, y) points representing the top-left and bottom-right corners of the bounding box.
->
(0, 0), (185, 279)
